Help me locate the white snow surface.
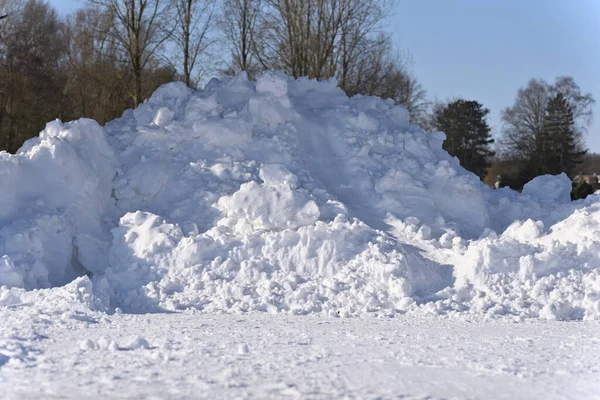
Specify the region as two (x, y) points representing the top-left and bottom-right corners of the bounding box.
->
(1, 71), (600, 321)
(1, 310), (599, 400)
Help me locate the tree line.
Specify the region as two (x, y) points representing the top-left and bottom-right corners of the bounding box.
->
(430, 76), (595, 198)
(0, 0), (596, 200)
(486, 77), (594, 199)
(0, 0), (425, 153)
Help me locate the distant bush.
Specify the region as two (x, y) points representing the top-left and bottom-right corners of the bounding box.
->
(571, 181), (594, 200)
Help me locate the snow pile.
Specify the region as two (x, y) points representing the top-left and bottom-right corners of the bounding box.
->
(439, 204), (600, 320)
(0, 119), (116, 289)
(217, 164), (321, 230)
(1, 71), (600, 320)
(100, 211), (450, 315)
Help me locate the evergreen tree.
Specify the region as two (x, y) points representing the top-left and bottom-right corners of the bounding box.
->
(543, 92), (586, 176)
(500, 77), (594, 189)
(571, 180), (594, 200)
(433, 99), (495, 179)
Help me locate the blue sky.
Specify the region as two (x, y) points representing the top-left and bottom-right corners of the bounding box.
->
(391, 0), (600, 151)
(49, 0), (600, 151)
(48, 0), (81, 14)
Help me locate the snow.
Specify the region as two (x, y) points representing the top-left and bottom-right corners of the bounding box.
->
(217, 164), (321, 230)
(0, 119), (116, 289)
(0, 311), (598, 399)
(1, 71), (600, 398)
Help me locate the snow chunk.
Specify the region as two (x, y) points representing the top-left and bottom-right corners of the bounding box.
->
(0, 256), (24, 287)
(153, 107), (175, 127)
(255, 71), (288, 97)
(126, 337), (150, 350)
(218, 181), (320, 231)
(237, 343), (249, 354)
(522, 173), (572, 205)
(259, 163), (298, 188)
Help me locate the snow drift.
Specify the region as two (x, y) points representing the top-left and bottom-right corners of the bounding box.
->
(1, 71), (599, 320)
(0, 119), (116, 289)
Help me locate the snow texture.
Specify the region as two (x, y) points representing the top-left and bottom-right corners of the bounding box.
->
(1, 70), (600, 321)
(1, 312), (598, 399)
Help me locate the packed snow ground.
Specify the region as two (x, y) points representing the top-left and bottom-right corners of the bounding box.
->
(1, 71), (600, 398)
(1, 311), (599, 400)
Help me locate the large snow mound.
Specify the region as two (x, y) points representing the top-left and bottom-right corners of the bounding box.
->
(1, 71), (599, 320)
(0, 119), (116, 289)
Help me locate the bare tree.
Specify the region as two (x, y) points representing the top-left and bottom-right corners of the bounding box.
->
(0, 0), (66, 152)
(90, 0), (172, 106)
(578, 153), (600, 175)
(337, 0), (387, 91)
(501, 77), (594, 182)
(0, 0), (177, 152)
(63, 6), (131, 123)
(0, 0), (16, 144)
(0, 0), (13, 24)
(501, 79), (550, 160)
(173, 0), (216, 87)
(250, 0), (389, 82)
(342, 34), (428, 122)
(551, 76), (595, 134)
(221, 0), (261, 77)
(252, 0), (349, 79)
(220, 0), (426, 119)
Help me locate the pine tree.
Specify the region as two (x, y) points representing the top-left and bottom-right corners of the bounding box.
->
(500, 77), (594, 189)
(433, 99), (495, 179)
(543, 92), (586, 176)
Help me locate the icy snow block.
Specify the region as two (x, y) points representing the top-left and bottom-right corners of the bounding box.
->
(522, 173), (572, 205)
(389, 105), (410, 126)
(203, 77), (223, 90)
(192, 119), (252, 147)
(259, 164), (298, 188)
(255, 71), (289, 97)
(501, 219), (544, 242)
(149, 81), (192, 102)
(153, 107), (175, 127)
(0, 256), (24, 287)
(218, 180), (320, 230)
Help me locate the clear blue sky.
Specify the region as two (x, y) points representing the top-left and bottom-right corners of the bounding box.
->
(390, 0), (600, 151)
(50, 0), (600, 151)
